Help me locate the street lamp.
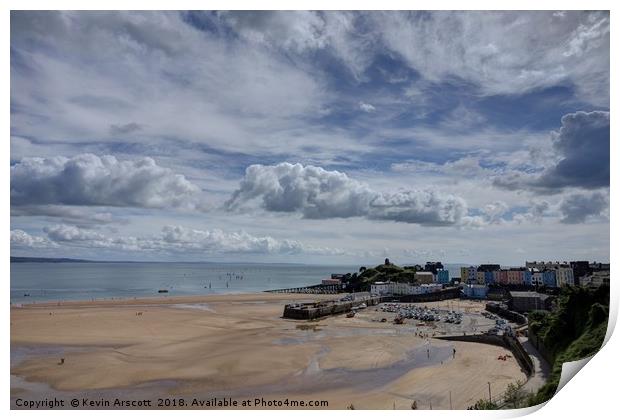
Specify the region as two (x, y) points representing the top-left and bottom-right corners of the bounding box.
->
(488, 382), (492, 403)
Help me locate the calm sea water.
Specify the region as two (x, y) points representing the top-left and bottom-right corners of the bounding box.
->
(10, 262), (465, 304)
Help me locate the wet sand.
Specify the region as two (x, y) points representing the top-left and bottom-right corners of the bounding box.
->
(11, 294), (527, 409)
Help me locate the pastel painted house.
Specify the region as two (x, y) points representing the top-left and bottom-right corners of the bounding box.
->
(460, 266), (477, 283)
(542, 270), (557, 288)
(436, 269), (450, 284)
(462, 284), (489, 299)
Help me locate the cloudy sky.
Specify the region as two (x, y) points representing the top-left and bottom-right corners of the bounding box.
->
(10, 11), (610, 265)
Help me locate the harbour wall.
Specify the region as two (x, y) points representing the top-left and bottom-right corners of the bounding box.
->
(486, 302), (527, 325)
(397, 287), (461, 302)
(436, 333), (534, 377)
(283, 296), (383, 320)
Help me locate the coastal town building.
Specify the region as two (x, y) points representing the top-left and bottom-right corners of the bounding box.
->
(541, 270), (557, 288)
(370, 281), (390, 295)
(414, 271), (435, 284)
(462, 284), (489, 299)
(582, 271), (610, 288)
(478, 264), (501, 272)
(570, 261), (591, 285)
(555, 266), (574, 287)
(370, 281), (442, 296)
(590, 262), (610, 271)
(476, 265), (499, 285)
(424, 261), (444, 274)
(460, 266), (477, 284)
(507, 269), (524, 285)
(497, 269), (509, 285)
(509, 291), (552, 312)
(436, 269), (450, 284)
(321, 278), (342, 286)
(531, 272), (543, 287)
(523, 270), (533, 285)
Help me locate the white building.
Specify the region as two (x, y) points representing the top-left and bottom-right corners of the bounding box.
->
(370, 282), (442, 296)
(370, 282), (391, 295)
(555, 266), (575, 287)
(582, 271), (610, 287)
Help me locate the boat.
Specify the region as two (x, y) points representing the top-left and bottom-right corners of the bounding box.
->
(157, 289), (169, 293)
(346, 312), (356, 318)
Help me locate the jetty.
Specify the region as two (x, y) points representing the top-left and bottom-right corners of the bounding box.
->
(266, 284), (342, 294)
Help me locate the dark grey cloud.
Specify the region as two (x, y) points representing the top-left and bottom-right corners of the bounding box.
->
(11, 205), (120, 227)
(11, 154), (203, 209)
(226, 162), (468, 226)
(559, 192), (608, 224)
(537, 111), (609, 190)
(493, 111), (610, 193)
(513, 201), (550, 224)
(109, 122), (143, 135)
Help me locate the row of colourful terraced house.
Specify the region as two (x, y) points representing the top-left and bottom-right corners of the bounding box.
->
(460, 263), (575, 288)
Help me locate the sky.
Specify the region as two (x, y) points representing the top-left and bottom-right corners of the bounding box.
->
(9, 10), (610, 266)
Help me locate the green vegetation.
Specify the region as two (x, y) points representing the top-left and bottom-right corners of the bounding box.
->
(346, 262), (418, 291)
(469, 399), (498, 410)
(470, 380), (533, 410)
(503, 380), (530, 408)
(527, 285), (609, 406)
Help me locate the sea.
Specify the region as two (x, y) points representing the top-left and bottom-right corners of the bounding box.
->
(10, 262), (466, 304)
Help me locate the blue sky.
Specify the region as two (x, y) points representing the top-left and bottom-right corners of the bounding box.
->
(10, 11), (610, 265)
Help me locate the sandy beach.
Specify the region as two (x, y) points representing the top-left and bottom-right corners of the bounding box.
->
(11, 293), (529, 409)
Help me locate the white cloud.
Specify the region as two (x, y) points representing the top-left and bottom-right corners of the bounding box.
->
(10, 230), (56, 248)
(227, 162), (469, 226)
(44, 224), (106, 242)
(391, 156), (487, 177)
(373, 11), (609, 105)
(482, 201), (509, 224)
(359, 101), (376, 112)
(11, 154), (203, 210)
(10, 11), (339, 163)
(17, 224), (344, 256)
(513, 202), (550, 224)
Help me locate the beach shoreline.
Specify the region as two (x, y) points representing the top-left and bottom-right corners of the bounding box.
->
(11, 293), (531, 409)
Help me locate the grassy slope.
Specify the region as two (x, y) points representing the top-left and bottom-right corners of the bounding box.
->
(528, 286), (609, 405)
(358, 264), (417, 284)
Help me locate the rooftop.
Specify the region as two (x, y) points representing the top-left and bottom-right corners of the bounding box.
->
(509, 291), (551, 299)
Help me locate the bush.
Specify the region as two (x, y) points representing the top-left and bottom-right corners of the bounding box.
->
(528, 285), (609, 405)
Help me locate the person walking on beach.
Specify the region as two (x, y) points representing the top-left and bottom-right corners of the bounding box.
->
(427, 348), (430, 359)
(453, 348), (456, 359)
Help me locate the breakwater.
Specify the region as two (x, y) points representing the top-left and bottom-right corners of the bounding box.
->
(281, 287), (461, 319)
(283, 295), (383, 319)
